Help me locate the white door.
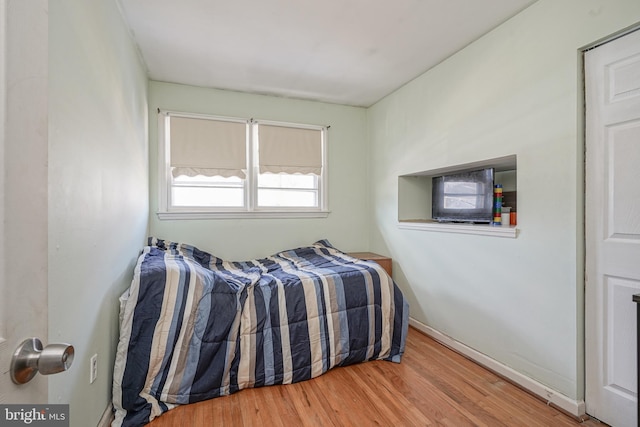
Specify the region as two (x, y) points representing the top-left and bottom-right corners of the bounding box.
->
(585, 28), (640, 427)
(0, 0), (50, 404)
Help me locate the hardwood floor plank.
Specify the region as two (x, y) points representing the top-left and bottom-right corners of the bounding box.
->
(147, 327), (606, 427)
(353, 363), (436, 425)
(342, 364), (418, 425)
(288, 382), (339, 426)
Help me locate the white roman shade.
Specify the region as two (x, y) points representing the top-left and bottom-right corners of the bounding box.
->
(258, 124), (322, 175)
(170, 116), (247, 178)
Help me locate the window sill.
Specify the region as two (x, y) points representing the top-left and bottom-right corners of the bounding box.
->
(157, 210), (330, 220)
(398, 220), (518, 238)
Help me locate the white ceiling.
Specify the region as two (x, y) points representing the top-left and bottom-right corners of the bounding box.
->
(118, 0), (537, 107)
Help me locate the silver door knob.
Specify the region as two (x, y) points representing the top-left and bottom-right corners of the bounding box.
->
(10, 338), (74, 384)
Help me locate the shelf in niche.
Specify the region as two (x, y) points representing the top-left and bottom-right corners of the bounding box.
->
(398, 220), (518, 238)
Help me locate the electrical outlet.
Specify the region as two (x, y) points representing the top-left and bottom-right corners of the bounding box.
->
(90, 354), (98, 384)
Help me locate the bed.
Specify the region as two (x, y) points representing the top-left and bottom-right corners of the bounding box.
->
(112, 238), (409, 426)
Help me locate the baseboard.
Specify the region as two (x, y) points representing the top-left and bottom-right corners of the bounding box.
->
(97, 403), (114, 427)
(409, 317), (586, 419)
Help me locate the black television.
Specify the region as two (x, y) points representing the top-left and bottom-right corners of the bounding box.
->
(432, 168), (494, 223)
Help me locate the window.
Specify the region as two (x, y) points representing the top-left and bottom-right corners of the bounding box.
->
(158, 111), (328, 218)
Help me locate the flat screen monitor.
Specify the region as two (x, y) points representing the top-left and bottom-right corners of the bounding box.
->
(432, 168), (494, 223)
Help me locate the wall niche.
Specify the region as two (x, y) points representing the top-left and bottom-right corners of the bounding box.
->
(398, 155), (517, 238)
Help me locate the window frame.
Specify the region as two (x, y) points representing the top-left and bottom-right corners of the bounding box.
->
(157, 110), (329, 219)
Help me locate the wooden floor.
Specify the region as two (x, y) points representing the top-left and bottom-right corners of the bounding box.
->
(148, 327), (606, 426)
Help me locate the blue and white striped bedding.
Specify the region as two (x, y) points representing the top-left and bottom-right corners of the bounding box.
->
(112, 239), (409, 426)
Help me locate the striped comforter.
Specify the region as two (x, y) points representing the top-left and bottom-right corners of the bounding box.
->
(112, 239), (409, 426)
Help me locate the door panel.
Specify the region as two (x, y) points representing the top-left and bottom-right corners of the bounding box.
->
(0, 0), (49, 403)
(605, 276), (640, 395)
(607, 121), (640, 237)
(585, 28), (640, 427)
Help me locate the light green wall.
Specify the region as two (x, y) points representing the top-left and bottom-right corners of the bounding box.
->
(48, 0), (149, 424)
(367, 0), (640, 401)
(148, 82), (370, 260)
